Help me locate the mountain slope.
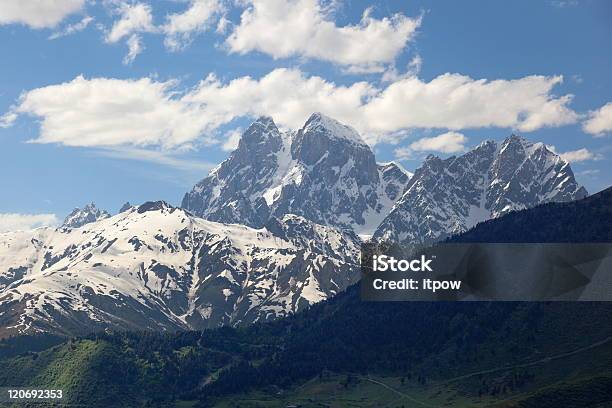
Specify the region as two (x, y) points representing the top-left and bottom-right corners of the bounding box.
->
(197, 185), (612, 401)
(0, 202), (360, 337)
(181, 116), (287, 229)
(374, 135), (587, 244)
(1, 187), (610, 407)
(449, 185), (612, 243)
(182, 113), (412, 236)
(0, 119), (591, 340)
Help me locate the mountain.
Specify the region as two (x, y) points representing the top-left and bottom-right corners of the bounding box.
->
(374, 135), (588, 244)
(182, 115), (585, 243)
(62, 202), (110, 228)
(118, 201), (133, 213)
(1, 188), (610, 407)
(448, 185), (612, 243)
(196, 187), (612, 402)
(0, 115), (590, 339)
(0, 201), (359, 337)
(182, 113), (412, 237)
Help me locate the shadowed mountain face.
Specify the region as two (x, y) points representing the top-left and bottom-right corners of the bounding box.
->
(182, 113), (412, 237)
(183, 115), (586, 242)
(448, 185), (612, 243)
(181, 116), (286, 229)
(374, 135), (587, 244)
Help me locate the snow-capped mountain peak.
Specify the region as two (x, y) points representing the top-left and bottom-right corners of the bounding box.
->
(182, 113), (411, 235)
(240, 115), (282, 146)
(301, 112), (367, 146)
(62, 202), (110, 229)
(0, 201), (360, 336)
(374, 134), (587, 244)
(119, 202), (133, 213)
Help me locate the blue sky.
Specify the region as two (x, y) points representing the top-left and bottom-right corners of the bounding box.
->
(0, 0), (611, 229)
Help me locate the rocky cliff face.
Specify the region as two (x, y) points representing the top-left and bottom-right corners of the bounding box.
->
(373, 135), (588, 244)
(182, 113), (412, 237)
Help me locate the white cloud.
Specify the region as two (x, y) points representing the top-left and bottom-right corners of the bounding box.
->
(3, 69), (580, 151)
(547, 145), (602, 162)
(577, 169), (599, 177)
(393, 146), (413, 160)
(0, 213), (59, 232)
(341, 64), (387, 75)
(409, 131), (467, 153)
(550, 0), (578, 7)
(162, 0), (223, 51)
(571, 74), (583, 84)
(215, 15), (230, 34)
(183, 68), (376, 135)
(96, 147), (215, 172)
(0, 111), (18, 128)
(221, 128), (243, 151)
(49, 15), (93, 39)
(6, 75), (212, 149)
(0, 0), (86, 29)
(106, 2), (156, 43)
(582, 102), (612, 137)
(407, 55), (422, 75)
(363, 74), (578, 135)
(393, 131), (467, 160)
(226, 0), (421, 70)
(124, 34), (143, 64)
(105, 1), (155, 62)
(560, 148), (601, 162)
(382, 54), (422, 82)
(185, 70), (578, 142)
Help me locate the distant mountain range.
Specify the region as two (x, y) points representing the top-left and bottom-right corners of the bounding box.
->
(0, 113), (589, 337)
(374, 134), (587, 243)
(183, 113), (586, 242)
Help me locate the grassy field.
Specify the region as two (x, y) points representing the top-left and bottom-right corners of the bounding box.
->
(187, 372), (612, 408)
(184, 372), (503, 408)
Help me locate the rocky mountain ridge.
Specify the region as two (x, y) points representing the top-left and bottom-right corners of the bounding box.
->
(182, 113), (412, 237)
(373, 135), (587, 243)
(62, 202), (110, 228)
(0, 202), (360, 337)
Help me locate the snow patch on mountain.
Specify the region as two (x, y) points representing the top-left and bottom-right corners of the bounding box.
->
(303, 112), (367, 146)
(374, 135), (587, 244)
(62, 203), (110, 228)
(0, 202), (360, 337)
(182, 113), (412, 235)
